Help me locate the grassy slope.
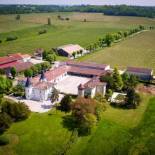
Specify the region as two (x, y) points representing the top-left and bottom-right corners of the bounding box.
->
(68, 94), (153, 155)
(79, 30), (155, 71)
(0, 13), (154, 56)
(0, 111), (72, 155)
(0, 94), (154, 155)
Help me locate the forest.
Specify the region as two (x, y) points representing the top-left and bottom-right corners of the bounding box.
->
(0, 5), (155, 18)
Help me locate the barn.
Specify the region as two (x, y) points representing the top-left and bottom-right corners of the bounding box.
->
(57, 44), (85, 57)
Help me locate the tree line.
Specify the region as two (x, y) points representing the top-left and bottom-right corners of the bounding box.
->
(0, 5), (155, 18)
(86, 25), (146, 52)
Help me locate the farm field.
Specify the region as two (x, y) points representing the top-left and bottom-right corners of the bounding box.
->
(0, 12), (155, 56)
(0, 94), (155, 155)
(79, 30), (155, 71)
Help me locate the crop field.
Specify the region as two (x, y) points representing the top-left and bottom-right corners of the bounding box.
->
(79, 30), (155, 71)
(0, 94), (155, 155)
(0, 12), (155, 56)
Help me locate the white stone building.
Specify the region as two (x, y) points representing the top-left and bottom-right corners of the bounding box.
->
(78, 77), (107, 98)
(25, 73), (53, 101)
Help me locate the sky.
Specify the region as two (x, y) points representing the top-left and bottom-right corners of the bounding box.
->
(0, 0), (155, 6)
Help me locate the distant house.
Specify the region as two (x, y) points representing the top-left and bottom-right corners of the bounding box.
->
(0, 53), (33, 74)
(33, 48), (44, 60)
(57, 44), (86, 58)
(126, 67), (153, 81)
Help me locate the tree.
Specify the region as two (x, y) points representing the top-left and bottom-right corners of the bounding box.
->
(122, 73), (130, 90)
(31, 66), (39, 76)
(16, 14), (20, 20)
(104, 34), (114, 47)
(72, 98), (97, 122)
(41, 62), (51, 71)
(126, 88), (141, 109)
(100, 74), (114, 90)
(84, 19), (87, 22)
(112, 68), (123, 91)
(0, 76), (12, 94)
(46, 54), (56, 64)
(1, 100), (30, 121)
(24, 69), (33, 77)
(79, 50), (83, 56)
(0, 69), (5, 75)
(47, 17), (51, 25)
(42, 50), (49, 59)
(72, 52), (76, 59)
(79, 113), (97, 135)
(0, 113), (12, 133)
(35, 63), (42, 73)
(94, 93), (107, 105)
(12, 84), (25, 97)
(128, 75), (139, 88)
(105, 89), (113, 100)
(10, 67), (17, 78)
(60, 95), (72, 112)
(124, 31), (128, 37)
(51, 87), (59, 103)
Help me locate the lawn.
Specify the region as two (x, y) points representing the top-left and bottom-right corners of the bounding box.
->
(79, 30), (155, 71)
(68, 94), (155, 155)
(0, 94), (155, 155)
(0, 13), (154, 56)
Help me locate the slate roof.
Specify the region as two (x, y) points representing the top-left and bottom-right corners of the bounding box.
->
(127, 67), (153, 74)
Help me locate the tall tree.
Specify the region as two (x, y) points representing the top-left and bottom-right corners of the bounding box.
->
(104, 34), (114, 47)
(16, 14), (20, 20)
(24, 69), (33, 77)
(72, 52), (76, 59)
(51, 87), (59, 103)
(0, 76), (12, 94)
(60, 95), (72, 112)
(126, 88), (141, 109)
(10, 67), (17, 79)
(112, 68), (123, 91)
(47, 17), (51, 25)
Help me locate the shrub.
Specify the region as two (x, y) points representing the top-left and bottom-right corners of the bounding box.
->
(6, 36), (18, 41)
(38, 29), (47, 35)
(2, 101), (30, 121)
(0, 135), (9, 145)
(0, 113), (12, 133)
(72, 97), (99, 135)
(60, 95), (72, 112)
(0, 40), (2, 43)
(0, 135), (9, 146)
(12, 84), (25, 97)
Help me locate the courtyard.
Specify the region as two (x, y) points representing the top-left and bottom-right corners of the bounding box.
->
(55, 75), (91, 95)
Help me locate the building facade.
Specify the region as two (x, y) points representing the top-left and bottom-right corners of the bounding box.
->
(22, 61), (109, 101)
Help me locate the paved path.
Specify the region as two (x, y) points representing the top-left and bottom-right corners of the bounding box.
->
(5, 94), (64, 113)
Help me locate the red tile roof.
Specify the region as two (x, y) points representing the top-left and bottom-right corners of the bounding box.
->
(33, 81), (53, 90)
(14, 62), (33, 72)
(45, 66), (67, 81)
(83, 77), (106, 89)
(127, 67), (153, 74)
(0, 53), (23, 66)
(66, 60), (109, 70)
(67, 66), (106, 76)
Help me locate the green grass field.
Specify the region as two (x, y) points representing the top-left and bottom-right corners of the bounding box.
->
(0, 94), (155, 155)
(0, 13), (155, 56)
(79, 30), (155, 71)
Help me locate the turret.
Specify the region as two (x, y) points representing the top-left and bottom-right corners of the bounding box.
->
(40, 70), (47, 82)
(78, 84), (85, 97)
(25, 77), (32, 100)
